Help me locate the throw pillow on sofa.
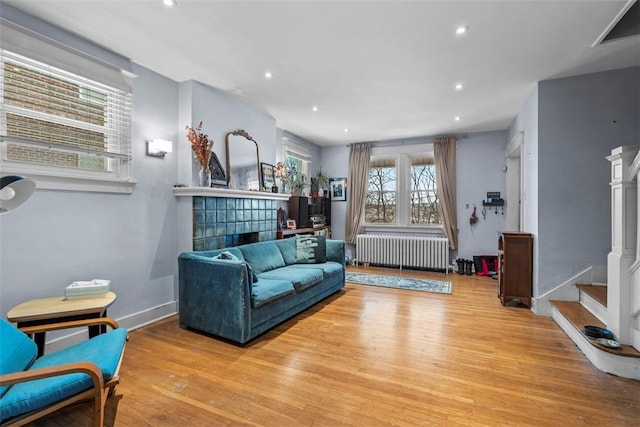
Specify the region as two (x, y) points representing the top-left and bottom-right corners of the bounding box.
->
(295, 235), (327, 264)
(212, 251), (258, 282)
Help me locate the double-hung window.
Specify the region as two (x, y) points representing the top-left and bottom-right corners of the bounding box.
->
(410, 156), (440, 224)
(365, 145), (440, 229)
(283, 138), (311, 181)
(0, 19), (134, 193)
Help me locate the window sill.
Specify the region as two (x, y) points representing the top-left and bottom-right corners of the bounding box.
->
(363, 224), (443, 235)
(2, 164), (136, 194)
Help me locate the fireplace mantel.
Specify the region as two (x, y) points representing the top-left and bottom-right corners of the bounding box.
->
(173, 187), (290, 201)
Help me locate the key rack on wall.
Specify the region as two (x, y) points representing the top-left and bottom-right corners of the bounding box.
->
(482, 191), (504, 216)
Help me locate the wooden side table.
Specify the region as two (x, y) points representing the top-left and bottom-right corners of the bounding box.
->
(7, 292), (117, 356)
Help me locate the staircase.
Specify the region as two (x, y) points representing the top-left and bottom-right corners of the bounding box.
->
(551, 285), (640, 379)
(549, 146), (640, 380)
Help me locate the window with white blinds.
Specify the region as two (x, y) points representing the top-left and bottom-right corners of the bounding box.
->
(0, 50), (133, 189)
(283, 139), (311, 181)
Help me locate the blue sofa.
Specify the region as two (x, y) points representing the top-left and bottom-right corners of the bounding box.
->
(178, 237), (345, 344)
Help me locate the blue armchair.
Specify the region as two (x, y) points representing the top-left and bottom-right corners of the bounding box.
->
(0, 317), (128, 426)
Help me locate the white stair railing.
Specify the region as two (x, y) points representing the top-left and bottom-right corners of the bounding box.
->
(607, 146), (639, 349)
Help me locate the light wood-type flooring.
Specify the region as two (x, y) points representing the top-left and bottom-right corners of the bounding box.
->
(27, 266), (640, 426)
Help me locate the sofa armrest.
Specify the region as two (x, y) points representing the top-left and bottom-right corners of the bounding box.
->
(178, 253), (253, 343)
(326, 240), (346, 266)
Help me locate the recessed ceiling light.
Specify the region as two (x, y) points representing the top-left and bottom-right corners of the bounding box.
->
(264, 71), (273, 79)
(455, 83), (464, 90)
(312, 106), (319, 112)
(454, 116), (461, 121)
(455, 25), (468, 35)
(163, 0), (177, 7)
(344, 128), (349, 133)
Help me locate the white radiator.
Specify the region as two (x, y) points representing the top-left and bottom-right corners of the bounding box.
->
(355, 234), (449, 272)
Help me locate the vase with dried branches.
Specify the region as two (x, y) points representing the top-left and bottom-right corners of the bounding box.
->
(185, 121), (213, 187)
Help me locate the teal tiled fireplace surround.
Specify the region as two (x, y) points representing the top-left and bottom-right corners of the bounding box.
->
(192, 196), (278, 251)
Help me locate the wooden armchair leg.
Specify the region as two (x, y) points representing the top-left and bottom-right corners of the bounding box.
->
(94, 388), (106, 427)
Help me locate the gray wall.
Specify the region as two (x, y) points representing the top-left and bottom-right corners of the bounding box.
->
(320, 131), (508, 261)
(535, 67), (640, 296)
(178, 81), (277, 187)
(319, 145), (350, 251)
(0, 64), (180, 322)
(176, 80), (280, 255)
(456, 131), (507, 260)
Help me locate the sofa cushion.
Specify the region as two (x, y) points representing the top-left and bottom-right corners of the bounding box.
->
(289, 261), (344, 278)
(274, 239), (297, 265)
(258, 266), (324, 292)
(295, 235), (326, 264)
(0, 319), (38, 399)
(240, 241), (286, 274)
(212, 251), (258, 283)
(0, 328), (128, 422)
(251, 278), (295, 308)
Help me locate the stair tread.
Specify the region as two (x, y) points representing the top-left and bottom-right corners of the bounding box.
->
(550, 300), (640, 358)
(576, 284), (607, 307)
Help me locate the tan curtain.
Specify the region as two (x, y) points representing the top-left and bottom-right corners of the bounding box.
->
(345, 143), (371, 244)
(434, 137), (458, 250)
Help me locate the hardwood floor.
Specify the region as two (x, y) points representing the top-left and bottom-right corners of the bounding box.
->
(29, 266), (639, 426)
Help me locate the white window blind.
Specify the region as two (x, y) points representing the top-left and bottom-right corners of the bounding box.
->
(0, 50), (132, 183)
(283, 139), (311, 179)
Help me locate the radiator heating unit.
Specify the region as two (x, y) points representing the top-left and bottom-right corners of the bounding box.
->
(355, 234), (449, 272)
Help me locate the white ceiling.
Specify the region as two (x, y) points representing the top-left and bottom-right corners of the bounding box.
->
(5, 0), (639, 146)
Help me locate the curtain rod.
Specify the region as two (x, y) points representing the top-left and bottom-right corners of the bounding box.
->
(347, 136), (461, 148)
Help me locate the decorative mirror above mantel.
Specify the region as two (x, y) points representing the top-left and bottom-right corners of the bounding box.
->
(225, 129), (261, 191)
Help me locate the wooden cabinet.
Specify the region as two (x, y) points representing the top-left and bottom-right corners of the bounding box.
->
(310, 196), (331, 225)
(288, 196), (309, 228)
(498, 232), (533, 308)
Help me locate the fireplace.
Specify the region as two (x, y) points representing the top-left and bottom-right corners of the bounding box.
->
(192, 196), (278, 250)
(235, 232), (259, 246)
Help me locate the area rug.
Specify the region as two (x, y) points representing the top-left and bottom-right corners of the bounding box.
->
(345, 272), (452, 294)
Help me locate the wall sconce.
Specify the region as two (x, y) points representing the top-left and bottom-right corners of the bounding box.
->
(0, 175), (36, 214)
(147, 139), (173, 158)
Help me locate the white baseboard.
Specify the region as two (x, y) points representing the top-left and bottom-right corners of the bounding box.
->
(534, 266), (597, 317)
(44, 300), (178, 354)
(633, 327), (640, 352)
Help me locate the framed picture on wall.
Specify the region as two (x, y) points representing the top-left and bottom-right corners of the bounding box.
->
(329, 177), (347, 202)
(209, 152), (228, 187)
(261, 162), (276, 191)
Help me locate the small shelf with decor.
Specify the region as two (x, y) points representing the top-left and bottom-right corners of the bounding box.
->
(277, 225), (331, 239)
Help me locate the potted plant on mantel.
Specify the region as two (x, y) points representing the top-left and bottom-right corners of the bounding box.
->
(314, 169), (329, 197)
(287, 174), (307, 196)
(275, 159), (307, 196)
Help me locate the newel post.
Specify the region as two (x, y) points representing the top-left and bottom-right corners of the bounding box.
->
(606, 146), (638, 344)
